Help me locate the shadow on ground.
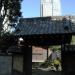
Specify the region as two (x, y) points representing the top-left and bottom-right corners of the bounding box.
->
(12, 69), (61, 75)
(32, 69), (61, 75)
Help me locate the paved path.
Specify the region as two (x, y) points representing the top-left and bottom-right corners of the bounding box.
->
(32, 69), (61, 75)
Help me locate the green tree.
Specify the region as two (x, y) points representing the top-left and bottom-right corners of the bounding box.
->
(0, 0), (23, 52)
(0, 0), (23, 35)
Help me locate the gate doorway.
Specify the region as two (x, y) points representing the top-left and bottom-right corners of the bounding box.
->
(32, 45), (62, 71)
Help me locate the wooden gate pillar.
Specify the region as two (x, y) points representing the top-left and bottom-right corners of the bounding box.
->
(23, 46), (32, 75)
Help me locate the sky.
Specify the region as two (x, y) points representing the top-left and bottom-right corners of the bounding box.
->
(21, 0), (75, 18)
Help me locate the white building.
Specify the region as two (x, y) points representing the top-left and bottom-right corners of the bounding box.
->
(40, 0), (61, 17)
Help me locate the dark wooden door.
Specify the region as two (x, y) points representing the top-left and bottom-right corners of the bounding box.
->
(62, 45), (75, 75)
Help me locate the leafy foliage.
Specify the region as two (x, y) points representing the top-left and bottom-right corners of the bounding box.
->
(0, 0), (23, 17)
(49, 45), (61, 51)
(0, 0), (23, 52)
(0, 0), (23, 35)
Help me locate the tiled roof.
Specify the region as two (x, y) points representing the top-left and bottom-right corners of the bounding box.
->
(13, 16), (75, 36)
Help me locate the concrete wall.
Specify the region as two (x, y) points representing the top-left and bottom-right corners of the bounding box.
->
(0, 55), (12, 75)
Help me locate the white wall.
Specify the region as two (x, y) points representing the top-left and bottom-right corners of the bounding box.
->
(32, 46), (47, 62)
